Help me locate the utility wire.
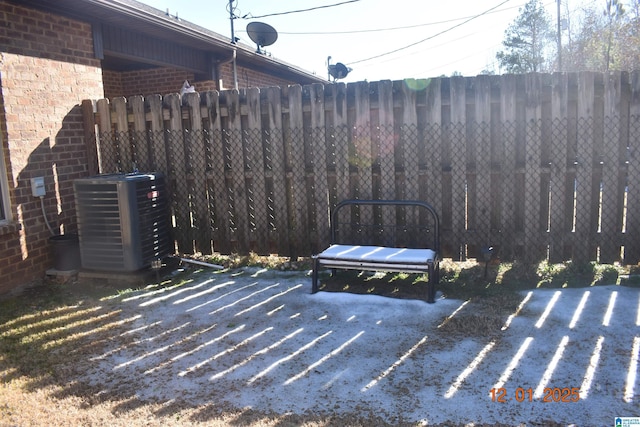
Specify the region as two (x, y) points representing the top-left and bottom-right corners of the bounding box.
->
(276, 2), (528, 35)
(243, 0), (361, 19)
(347, 0), (513, 66)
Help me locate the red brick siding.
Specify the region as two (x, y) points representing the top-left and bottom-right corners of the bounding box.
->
(107, 67), (196, 98)
(0, 2), (96, 66)
(0, 1), (103, 294)
(104, 63), (302, 98)
(218, 63), (296, 90)
(102, 69), (123, 99)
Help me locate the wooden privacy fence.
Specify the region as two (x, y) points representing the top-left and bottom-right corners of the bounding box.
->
(82, 71), (640, 264)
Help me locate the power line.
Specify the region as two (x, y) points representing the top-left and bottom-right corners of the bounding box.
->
(242, 0), (361, 19)
(274, 2), (528, 35)
(346, 0), (514, 66)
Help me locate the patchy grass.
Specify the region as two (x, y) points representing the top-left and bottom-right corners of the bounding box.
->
(315, 257), (635, 339)
(316, 258), (633, 302)
(0, 255), (633, 427)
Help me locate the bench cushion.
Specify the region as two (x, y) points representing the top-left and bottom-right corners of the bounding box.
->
(317, 245), (437, 265)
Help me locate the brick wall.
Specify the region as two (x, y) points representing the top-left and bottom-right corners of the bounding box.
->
(111, 67), (195, 98)
(104, 62), (301, 99)
(0, 1), (104, 294)
(218, 62), (295, 90)
(102, 69), (123, 99)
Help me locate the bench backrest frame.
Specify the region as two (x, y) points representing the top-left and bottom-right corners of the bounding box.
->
(329, 199), (440, 253)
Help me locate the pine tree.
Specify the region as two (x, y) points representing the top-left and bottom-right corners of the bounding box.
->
(496, 0), (554, 73)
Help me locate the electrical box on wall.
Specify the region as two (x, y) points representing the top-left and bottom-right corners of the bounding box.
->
(31, 177), (45, 197)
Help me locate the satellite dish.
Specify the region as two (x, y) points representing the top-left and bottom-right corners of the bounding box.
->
(328, 62), (351, 81)
(247, 22), (278, 54)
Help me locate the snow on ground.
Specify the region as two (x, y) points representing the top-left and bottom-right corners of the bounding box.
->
(84, 268), (640, 425)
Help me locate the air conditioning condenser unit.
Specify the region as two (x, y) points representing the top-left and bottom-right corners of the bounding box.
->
(73, 173), (172, 272)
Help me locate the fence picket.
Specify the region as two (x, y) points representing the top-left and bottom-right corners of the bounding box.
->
(398, 80), (420, 201)
(285, 85), (309, 258)
(146, 95), (169, 173)
(96, 98), (117, 173)
(243, 87), (269, 254)
(82, 99), (99, 176)
(129, 95), (151, 172)
(423, 78), (443, 235)
(112, 97), (134, 172)
(626, 71), (640, 263)
(523, 74), (544, 262)
(203, 91), (231, 254)
(330, 83), (349, 208)
(223, 90), (249, 253)
(375, 80), (395, 244)
(308, 84), (330, 253)
(261, 87), (290, 256)
(598, 72), (627, 263)
(351, 81), (371, 200)
(499, 75), (517, 260)
(549, 73), (570, 263)
(449, 76), (467, 260)
(164, 93), (191, 254)
(473, 75), (492, 255)
(397, 80), (420, 245)
(183, 92), (213, 255)
(575, 73), (597, 262)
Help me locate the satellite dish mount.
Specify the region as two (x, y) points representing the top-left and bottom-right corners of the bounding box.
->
(247, 22), (278, 54)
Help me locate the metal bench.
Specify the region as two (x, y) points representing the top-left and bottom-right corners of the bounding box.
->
(311, 199), (440, 303)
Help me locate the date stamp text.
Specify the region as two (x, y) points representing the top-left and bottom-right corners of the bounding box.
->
(490, 387), (580, 403)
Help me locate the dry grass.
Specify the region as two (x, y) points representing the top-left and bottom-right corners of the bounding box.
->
(0, 255), (632, 427)
(0, 281), (404, 427)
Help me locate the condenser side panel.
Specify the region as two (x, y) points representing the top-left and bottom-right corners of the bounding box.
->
(134, 176), (172, 266)
(74, 182), (126, 270)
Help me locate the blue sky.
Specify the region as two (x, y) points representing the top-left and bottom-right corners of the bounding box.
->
(137, 0), (597, 82)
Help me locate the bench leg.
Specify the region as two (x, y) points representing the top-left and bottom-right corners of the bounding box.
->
(312, 257), (319, 294)
(427, 264), (436, 303)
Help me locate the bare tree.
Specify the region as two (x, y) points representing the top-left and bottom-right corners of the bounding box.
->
(603, 0), (625, 71)
(559, 0), (640, 72)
